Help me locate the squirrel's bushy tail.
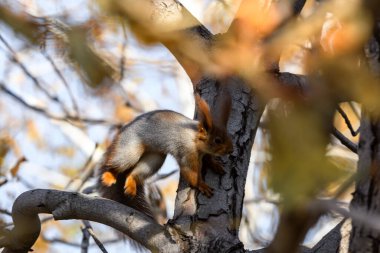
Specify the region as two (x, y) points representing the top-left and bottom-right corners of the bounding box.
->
(97, 168), (153, 218)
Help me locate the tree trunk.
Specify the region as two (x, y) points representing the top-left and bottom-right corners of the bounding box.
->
(349, 17), (380, 252)
(349, 110), (380, 252)
(171, 76), (264, 252)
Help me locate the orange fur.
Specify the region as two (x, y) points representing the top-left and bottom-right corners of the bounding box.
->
(101, 171), (117, 186)
(195, 94), (212, 130)
(124, 175), (137, 197)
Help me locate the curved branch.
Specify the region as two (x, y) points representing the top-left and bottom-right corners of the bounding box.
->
(0, 189), (180, 253)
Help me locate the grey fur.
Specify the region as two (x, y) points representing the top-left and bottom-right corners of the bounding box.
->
(108, 110), (200, 174)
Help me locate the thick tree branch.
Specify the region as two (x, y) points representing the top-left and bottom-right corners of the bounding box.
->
(0, 189), (180, 253)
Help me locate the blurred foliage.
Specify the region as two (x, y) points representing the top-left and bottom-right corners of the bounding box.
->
(0, 137), (10, 171)
(65, 26), (118, 87)
(9, 157), (26, 178)
(0, 4), (118, 88)
(268, 101), (344, 207)
(0, 4), (42, 43)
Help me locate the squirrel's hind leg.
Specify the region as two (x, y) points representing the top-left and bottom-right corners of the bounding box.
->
(101, 171), (117, 186)
(124, 152), (166, 196)
(101, 140), (145, 187)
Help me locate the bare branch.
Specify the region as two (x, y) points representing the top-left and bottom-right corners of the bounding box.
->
(0, 82), (118, 126)
(81, 222), (90, 253)
(119, 24), (128, 82)
(336, 106), (359, 136)
(0, 34), (69, 114)
(0, 178), (7, 188)
(65, 143), (101, 191)
(42, 52), (80, 118)
(41, 234), (119, 248)
(0, 210), (11, 216)
(147, 169), (177, 183)
(81, 221), (108, 253)
(42, 235), (86, 248)
(332, 127), (358, 153)
(318, 200), (380, 233)
(0, 189), (180, 253)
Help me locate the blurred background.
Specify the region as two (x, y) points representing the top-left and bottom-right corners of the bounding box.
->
(0, 0), (360, 252)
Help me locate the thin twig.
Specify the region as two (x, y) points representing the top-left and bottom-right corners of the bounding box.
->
(316, 199), (380, 233)
(0, 34), (69, 115)
(65, 143), (100, 191)
(0, 209), (11, 216)
(332, 127), (358, 153)
(41, 216), (54, 224)
(0, 178), (7, 187)
(81, 223), (91, 253)
(0, 82), (117, 125)
(244, 197), (280, 205)
(44, 236), (84, 247)
(42, 52), (80, 117)
(147, 169), (177, 184)
(119, 24), (128, 81)
(337, 106), (360, 136)
(42, 234), (119, 248)
(82, 220), (108, 253)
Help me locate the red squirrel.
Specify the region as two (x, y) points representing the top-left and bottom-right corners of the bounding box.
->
(97, 94), (232, 217)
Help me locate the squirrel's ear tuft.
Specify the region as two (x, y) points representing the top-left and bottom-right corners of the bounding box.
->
(195, 94), (212, 131)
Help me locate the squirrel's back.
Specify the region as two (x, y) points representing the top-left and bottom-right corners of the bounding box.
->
(108, 110), (198, 169)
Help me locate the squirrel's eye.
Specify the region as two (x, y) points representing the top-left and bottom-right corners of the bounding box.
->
(214, 137), (222, 144)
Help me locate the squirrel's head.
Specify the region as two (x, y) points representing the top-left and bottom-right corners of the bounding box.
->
(195, 94), (233, 156)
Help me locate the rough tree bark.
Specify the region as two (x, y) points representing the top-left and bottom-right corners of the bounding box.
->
(348, 15), (380, 252)
(171, 78), (263, 252)
(349, 110), (380, 252)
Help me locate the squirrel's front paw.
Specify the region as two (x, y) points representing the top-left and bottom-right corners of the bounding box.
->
(204, 156), (226, 175)
(198, 182), (213, 198)
(210, 159), (226, 175)
(124, 176), (137, 197)
(101, 172), (117, 186)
